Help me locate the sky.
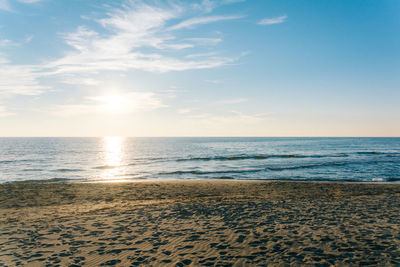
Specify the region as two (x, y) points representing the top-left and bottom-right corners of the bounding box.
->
(0, 0), (399, 137)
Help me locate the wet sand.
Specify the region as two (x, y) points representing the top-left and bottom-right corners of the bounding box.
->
(0, 181), (399, 266)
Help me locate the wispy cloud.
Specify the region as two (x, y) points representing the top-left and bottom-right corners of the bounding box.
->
(59, 75), (100, 86)
(186, 37), (222, 45)
(193, 0), (218, 13)
(187, 111), (266, 124)
(0, 35), (32, 47)
(44, 1), (240, 75)
(0, 39), (14, 46)
(205, 79), (223, 84)
(0, 0), (12, 12)
(0, 0), (42, 12)
(193, 0), (245, 13)
(168, 15), (243, 31)
(229, 111), (267, 123)
(186, 52), (218, 59)
(0, 105), (14, 117)
(177, 108), (197, 114)
(0, 57), (46, 97)
(258, 15), (287, 25)
(24, 35), (33, 43)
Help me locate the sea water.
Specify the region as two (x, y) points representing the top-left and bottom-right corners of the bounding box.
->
(0, 137), (399, 183)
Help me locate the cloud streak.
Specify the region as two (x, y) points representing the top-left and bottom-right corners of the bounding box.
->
(187, 111), (266, 124)
(258, 15), (287, 25)
(168, 15), (243, 31)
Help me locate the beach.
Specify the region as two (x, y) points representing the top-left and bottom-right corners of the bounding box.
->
(0, 181), (399, 266)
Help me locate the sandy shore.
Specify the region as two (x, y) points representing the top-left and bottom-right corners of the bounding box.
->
(0, 181), (399, 266)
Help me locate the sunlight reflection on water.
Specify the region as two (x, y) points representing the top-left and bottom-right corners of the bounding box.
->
(102, 136), (125, 181)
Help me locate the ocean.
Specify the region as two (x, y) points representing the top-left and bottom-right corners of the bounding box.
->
(0, 137), (399, 183)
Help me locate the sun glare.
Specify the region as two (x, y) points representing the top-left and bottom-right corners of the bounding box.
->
(100, 94), (125, 113)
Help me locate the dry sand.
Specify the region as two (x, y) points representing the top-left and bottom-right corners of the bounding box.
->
(0, 181), (399, 266)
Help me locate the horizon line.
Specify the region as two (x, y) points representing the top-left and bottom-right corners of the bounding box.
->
(0, 136), (399, 138)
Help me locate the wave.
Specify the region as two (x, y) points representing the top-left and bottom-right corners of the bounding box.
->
(267, 162), (347, 171)
(52, 168), (84, 172)
(386, 177), (400, 182)
(0, 160), (14, 164)
(160, 161), (349, 176)
(126, 157), (167, 165)
(175, 154), (344, 162)
(216, 176), (235, 180)
(0, 159), (36, 164)
(160, 169), (262, 175)
(356, 151), (400, 156)
(93, 165), (120, 170)
(174, 151), (400, 163)
(176, 155), (270, 162)
(7, 177), (73, 184)
(356, 151), (381, 155)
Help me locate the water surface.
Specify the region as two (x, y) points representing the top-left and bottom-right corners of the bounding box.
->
(0, 137), (399, 183)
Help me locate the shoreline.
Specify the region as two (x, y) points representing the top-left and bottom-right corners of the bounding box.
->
(1, 181), (399, 265)
(4, 178), (400, 185)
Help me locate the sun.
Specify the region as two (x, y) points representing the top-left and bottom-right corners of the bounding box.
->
(98, 94), (125, 113)
(105, 95), (124, 111)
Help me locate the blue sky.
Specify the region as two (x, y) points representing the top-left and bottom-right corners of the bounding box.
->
(0, 0), (399, 136)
